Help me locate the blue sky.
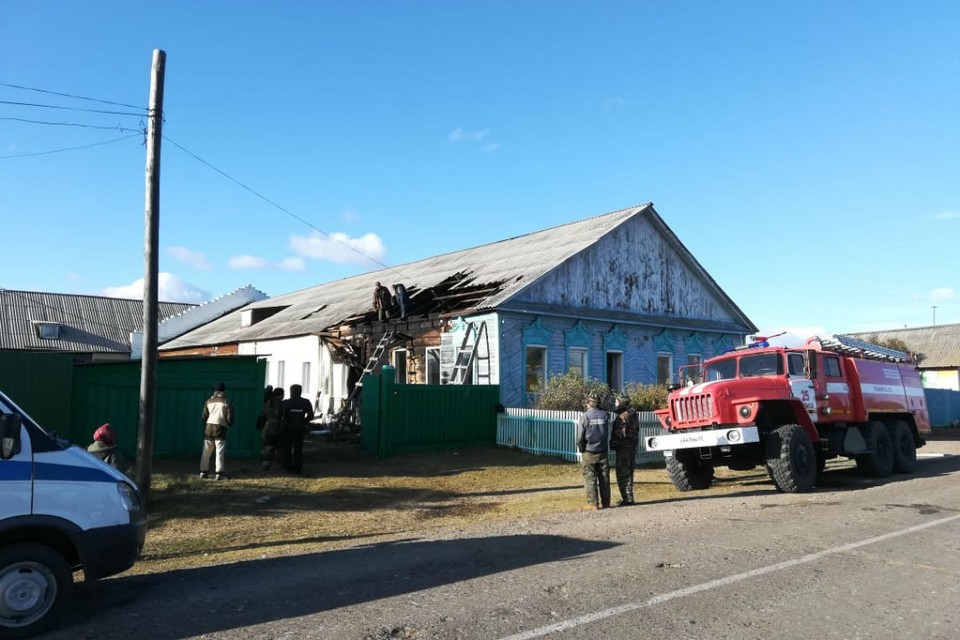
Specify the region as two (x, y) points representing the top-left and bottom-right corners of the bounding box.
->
(2, 1), (957, 342)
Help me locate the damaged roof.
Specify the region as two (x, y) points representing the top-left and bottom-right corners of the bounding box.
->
(161, 203), (751, 349)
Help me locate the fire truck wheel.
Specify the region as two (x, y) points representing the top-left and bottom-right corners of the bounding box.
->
(890, 420), (918, 473)
(854, 420), (895, 478)
(764, 424), (817, 493)
(665, 450), (714, 491)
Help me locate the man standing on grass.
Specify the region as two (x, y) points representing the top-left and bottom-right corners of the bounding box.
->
(200, 382), (234, 481)
(279, 384), (314, 474)
(576, 394), (611, 510)
(611, 395), (639, 506)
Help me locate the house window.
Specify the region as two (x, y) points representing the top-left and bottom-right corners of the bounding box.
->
(276, 360), (286, 390)
(425, 347), (440, 385)
(393, 349), (408, 383)
(657, 354), (673, 385)
(34, 322), (61, 340)
(301, 362), (311, 396)
(568, 348), (587, 378)
(525, 346), (546, 392)
(606, 352), (623, 391)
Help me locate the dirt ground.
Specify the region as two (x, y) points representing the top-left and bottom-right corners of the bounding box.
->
(133, 428), (960, 577)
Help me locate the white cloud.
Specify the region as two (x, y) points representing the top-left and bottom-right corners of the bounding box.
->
(102, 273), (210, 304)
(167, 246), (211, 270)
(229, 255), (269, 269)
(278, 256), (307, 271)
(931, 288), (956, 301)
(449, 127), (490, 142)
(290, 231), (386, 265)
(481, 142), (501, 152)
(934, 210), (960, 220)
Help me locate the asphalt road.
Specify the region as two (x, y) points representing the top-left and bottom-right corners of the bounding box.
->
(41, 444), (960, 640)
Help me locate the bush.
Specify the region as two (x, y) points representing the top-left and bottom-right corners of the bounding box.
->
(532, 371), (613, 411)
(624, 382), (669, 411)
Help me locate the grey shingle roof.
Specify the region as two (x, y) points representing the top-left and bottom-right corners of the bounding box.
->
(0, 289), (195, 353)
(842, 324), (960, 368)
(161, 203), (755, 349)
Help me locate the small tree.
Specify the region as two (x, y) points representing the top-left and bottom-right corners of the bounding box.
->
(866, 334), (925, 364)
(532, 371), (612, 411)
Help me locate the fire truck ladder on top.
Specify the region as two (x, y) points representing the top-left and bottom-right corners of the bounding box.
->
(814, 334), (910, 363)
(348, 331), (395, 401)
(450, 321), (491, 385)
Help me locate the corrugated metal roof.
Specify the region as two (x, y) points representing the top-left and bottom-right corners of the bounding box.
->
(842, 324), (960, 368)
(0, 289), (195, 353)
(162, 203), (755, 350)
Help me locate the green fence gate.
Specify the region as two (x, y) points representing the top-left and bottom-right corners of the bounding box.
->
(361, 365), (501, 458)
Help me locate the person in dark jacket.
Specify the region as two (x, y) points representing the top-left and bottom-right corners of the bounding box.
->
(279, 384), (314, 474)
(576, 394), (611, 510)
(610, 395), (640, 506)
(373, 281), (392, 321)
(199, 382), (235, 480)
(392, 283), (410, 320)
(257, 387), (285, 470)
(87, 423), (130, 475)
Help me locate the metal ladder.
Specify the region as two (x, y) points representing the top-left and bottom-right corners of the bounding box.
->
(450, 322), (490, 385)
(348, 331), (394, 401)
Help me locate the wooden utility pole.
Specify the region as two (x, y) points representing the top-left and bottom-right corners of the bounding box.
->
(135, 49), (165, 501)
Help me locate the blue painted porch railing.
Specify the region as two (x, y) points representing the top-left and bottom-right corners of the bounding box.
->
(496, 408), (665, 465)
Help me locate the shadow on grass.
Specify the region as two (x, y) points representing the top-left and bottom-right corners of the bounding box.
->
(49, 534), (619, 640)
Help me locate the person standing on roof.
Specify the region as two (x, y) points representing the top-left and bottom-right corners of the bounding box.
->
(373, 281), (392, 321)
(199, 382), (235, 480)
(576, 394), (611, 510)
(392, 283), (410, 320)
(279, 384), (314, 474)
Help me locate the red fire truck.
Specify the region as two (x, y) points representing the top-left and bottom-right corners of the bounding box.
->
(646, 334), (931, 493)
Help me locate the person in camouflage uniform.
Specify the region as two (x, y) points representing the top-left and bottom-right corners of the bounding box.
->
(576, 394), (611, 510)
(611, 395), (640, 506)
(256, 387), (285, 470)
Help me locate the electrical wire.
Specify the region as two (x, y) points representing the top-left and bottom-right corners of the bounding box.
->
(0, 116), (142, 133)
(163, 135), (404, 275)
(0, 133), (141, 159)
(0, 99), (146, 117)
(0, 80), (146, 111)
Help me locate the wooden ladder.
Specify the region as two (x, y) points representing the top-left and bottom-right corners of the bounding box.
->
(450, 322), (490, 385)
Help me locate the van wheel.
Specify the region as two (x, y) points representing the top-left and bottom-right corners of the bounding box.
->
(765, 424), (817, 493)
(665, 450), (714, 491)
(855, 421), (895, 478)
(890, 420), (918, 473)
(0, 543), (72, 638)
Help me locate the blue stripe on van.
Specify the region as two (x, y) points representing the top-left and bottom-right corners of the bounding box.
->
(0, 460), (32, 481)
(34, 461), (116, 483)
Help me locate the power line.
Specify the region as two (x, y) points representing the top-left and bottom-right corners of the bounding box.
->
(0, 133), (141, 159)
(163, 135), (405, 276)
(0, 99), (146, 117)
(0, 116), (142, 133)
(0, 80), (146, 111)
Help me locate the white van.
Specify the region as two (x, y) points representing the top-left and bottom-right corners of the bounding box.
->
(0, 389), (146, 638)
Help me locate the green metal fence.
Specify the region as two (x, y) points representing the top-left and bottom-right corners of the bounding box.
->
(361, 365), (501, 458)
(70, 356), (267, 458)
(0, 351), (76, 433)
(496, 408), (665, 465)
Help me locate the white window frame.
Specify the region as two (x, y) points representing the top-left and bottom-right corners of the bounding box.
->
(568, 347), (588, 379)
(425, 346), (441, 385)
(393, 348), (408, 384)
(657, 353), (673, 385)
